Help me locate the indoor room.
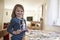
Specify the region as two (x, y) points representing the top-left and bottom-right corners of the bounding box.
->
(0, 0), (60, 40)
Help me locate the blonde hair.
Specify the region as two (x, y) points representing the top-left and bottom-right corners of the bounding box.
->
(11, 4), (24, 18)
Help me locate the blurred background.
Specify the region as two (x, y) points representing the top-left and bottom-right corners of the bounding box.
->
(0, 0), (60, 40)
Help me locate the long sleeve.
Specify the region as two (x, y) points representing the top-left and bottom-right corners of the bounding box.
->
(7, 18), (15, 35)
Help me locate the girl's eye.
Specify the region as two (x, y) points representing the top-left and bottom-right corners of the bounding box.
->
(21, 11), (23, 12)
(17, 10), (23, 12)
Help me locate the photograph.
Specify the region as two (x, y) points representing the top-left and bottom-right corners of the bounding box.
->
(0, 0), (60, 40)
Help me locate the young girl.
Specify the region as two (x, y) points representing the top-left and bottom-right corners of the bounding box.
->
(7, 4), (27, 40)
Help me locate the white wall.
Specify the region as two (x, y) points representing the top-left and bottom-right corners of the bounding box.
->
(24, 6), (42, 21)
(3, 0), (43, 23)
(3, 8), (42, 23)
(4, 0), (42, 9)
(3, 9), (12, 23)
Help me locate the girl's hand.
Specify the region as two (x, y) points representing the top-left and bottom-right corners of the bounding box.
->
(12, 31), (17, 35)
(16, 30), (22, 34)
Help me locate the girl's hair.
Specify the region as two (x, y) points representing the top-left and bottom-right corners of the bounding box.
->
(11, 4), (24, 18)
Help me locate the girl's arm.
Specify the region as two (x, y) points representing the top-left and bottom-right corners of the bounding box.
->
(7, 18), (16, 35)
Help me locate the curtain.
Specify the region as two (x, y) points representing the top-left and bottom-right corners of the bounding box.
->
(45, 0), (59, 26)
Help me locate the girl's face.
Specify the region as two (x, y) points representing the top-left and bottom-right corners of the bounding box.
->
(15, 7), (24, 18)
